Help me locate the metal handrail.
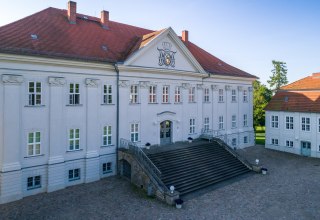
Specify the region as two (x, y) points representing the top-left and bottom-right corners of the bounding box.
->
(119, 138), (167, 192)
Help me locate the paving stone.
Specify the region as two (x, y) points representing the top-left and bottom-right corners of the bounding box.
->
(0, 145), (319, 220)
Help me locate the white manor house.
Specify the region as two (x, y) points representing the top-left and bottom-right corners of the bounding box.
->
(0, 2), (256, 203)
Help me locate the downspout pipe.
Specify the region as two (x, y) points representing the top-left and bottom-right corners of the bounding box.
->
(113, 63), (120, 175)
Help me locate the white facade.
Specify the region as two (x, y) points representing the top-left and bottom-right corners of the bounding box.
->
(265, 111), (320, 158)
(0, 29), (255, 203)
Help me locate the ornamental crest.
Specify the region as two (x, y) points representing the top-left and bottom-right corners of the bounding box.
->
(157, 42), (176, 68)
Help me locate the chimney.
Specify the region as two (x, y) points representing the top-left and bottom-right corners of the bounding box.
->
(68, 1), (77, 24)
(182, 30), (189, 43)
(101, 10), (109, 29)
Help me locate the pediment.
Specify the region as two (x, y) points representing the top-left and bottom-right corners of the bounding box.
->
(124, 28), (205, 73)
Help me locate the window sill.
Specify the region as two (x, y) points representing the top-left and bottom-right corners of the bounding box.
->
(66, 104), (83, 107)
(231, 101), (237, 103)
(148, 102), (159, 104)
(161, 102), (171, 104)
(188, 102), (197, 104)
(103, 170), (113, 174)
(101, 103), (115, 106)
(27, 185), (41, 190)
(188, 133), (197, 135)
(101, 145), (114, 148)
(174, 102), (182, 104)
(218, 101), (224, 103)
(68, 178), (80, 182)
(24, 105), (45, 108)
(66, 149), (83, 153)
(203, 102), (211, 104)
(129, 103), (141, 105)
(24, 154), (44, 158)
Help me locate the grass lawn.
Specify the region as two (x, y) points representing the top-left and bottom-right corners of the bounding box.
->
(255, 126), (265, 145)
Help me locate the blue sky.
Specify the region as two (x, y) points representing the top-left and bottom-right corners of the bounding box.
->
(1, 0), (319, 85)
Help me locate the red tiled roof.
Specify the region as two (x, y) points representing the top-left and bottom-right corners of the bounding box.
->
(265, 91), (320, 113)
(280, 73), (320, 90)
(0, 7), (256, 78)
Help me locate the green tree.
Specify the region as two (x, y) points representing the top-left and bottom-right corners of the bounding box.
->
(268, 60), (288, 93)
(253, 80), (272, 128)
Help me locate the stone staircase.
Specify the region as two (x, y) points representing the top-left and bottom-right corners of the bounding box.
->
(147, 141), (251, 195)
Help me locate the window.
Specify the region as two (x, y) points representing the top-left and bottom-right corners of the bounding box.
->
(319, 118), (320, 132)
(149, 85), (157, 103)
(243, 114), (248, 127)
(189, 118), (195, 134)
(301, 117), (310, 131)
(218, 89), (224, 102)
(285, 116), (294, 130)
(243, 90), (248, 102)
(69, 83), (80, 105)
(232, 138), (237, 146)
(244, 136), (248, 144)
(232, 115), (237, 128)
(102, 126), (112, 146)
(271, 115), (279, 128)
(130, 85), (138, 104)
(318, 145), (320, 152)
(130, 123), (139, 142)
(189, 87), (195, 102)
(286, 140), (294, 148)
(69, 129), (80, 150)
(28, 82), (42, 106)
(204, 88), (209, 102)
(103, 85), (112, 104)
(162, 86), (169, 103)
(68, 168), (80, 181)
(102, 162), (112, 173)
(219, 116), (224, 130)
(28, 132), (41, 156)
(271, 138), (279, 145)
(204, 117), (209, 132)
(174, 87), (181, 103)
(27, 176), (41, 190)
(231, 89), (236, 102)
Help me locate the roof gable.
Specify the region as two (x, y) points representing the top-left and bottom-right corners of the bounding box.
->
(123, 27), (205, 73)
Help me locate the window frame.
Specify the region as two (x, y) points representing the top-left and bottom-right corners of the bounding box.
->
(218, 89), (224, 102)
(286, 140), (294, 148)
(271, 115), (279, 128)
(162, 86), (169, 103)
(102, 125), (112, 146)
(285, 116), (294, 130)
(219, 116), (224, 130)
(149, 85), (157, 103)
(69, 128), (80, 151)
(27, 131), (41, 156)
(243, 136), (248, 144)
(243, 90), (248, 102)
(28, 81), (42, 106)
(243, 114), (248, 127)
(189, 118), (196, 134)
(68, 168), (80, 181)
(188, 87), (196, 103)
(301, 117), (310, 131)
(271, 138), (279, 146)
(174, 86), (181, 103)
(232, 115), (237, 128)
(203, 117), (209, 132)
(204, 88), (210, 103)
(102, 162), (112, 174)
(103, 84), (113, 104)
(130, 123), (139, 142)
(27, 175), (41, 190)
(69, 83), (80, 105)
(130, 85), (139, 104)
(231, 89), (236, 102)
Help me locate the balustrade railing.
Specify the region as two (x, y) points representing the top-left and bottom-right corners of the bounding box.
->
(119, 138), (168, 193)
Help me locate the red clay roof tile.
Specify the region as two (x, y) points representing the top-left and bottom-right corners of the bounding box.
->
(0, 7), (256, 78)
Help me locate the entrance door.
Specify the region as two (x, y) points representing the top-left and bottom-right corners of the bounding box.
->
(160, 120), (172, 145)
(301, 141), (311, 157)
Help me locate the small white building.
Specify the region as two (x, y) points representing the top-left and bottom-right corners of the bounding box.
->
(0, 2), (256, 203)
(265, 72), (320, 158)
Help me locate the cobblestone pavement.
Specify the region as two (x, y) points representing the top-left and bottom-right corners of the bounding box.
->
(0, 145), (319, 220)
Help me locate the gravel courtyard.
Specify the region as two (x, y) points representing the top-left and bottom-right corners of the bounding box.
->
(0, 145), (319, 220)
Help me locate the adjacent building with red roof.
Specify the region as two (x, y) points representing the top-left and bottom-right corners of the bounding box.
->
(0, 1), (256, 203)
(265, 73), (320, 158)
